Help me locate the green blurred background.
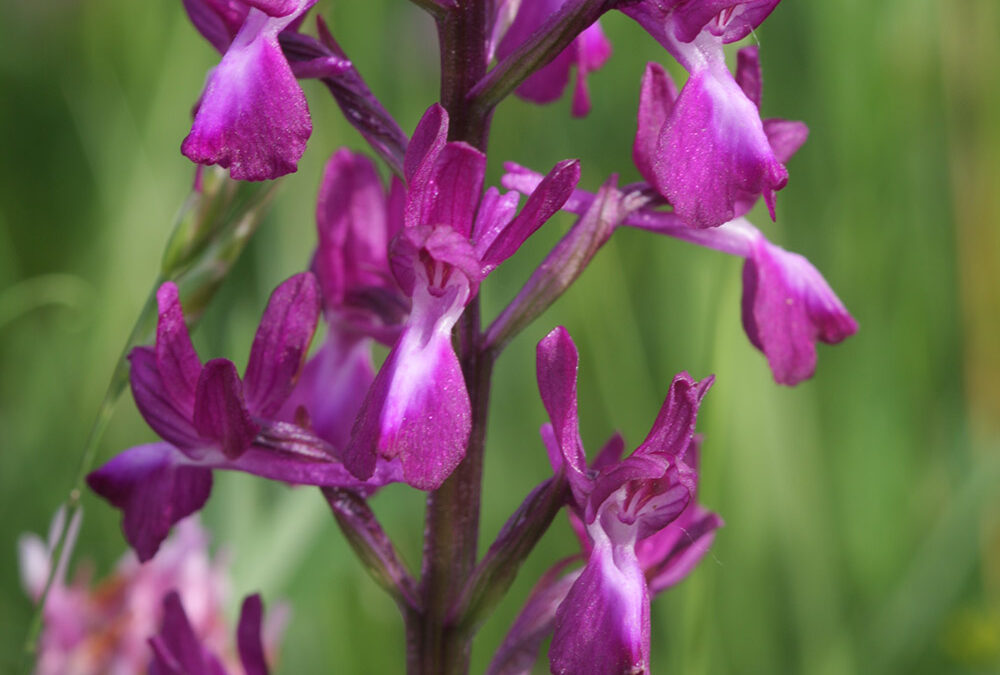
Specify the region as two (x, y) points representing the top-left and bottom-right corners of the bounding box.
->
(2, 0), (999, 672)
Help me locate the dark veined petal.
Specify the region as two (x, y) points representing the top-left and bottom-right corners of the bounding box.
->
(242, 273), (320, 417)
(154, 282), (202, 421)
(193, 359), (259, 459)
(129, 347), (202, 452)
(406, 141), (487, 238)
(670, 0), (781, 44)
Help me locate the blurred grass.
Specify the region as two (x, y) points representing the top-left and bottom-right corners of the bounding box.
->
(1, 0), (998, 673)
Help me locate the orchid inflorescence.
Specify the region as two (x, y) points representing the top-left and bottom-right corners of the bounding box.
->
(29, 0), (857, 672)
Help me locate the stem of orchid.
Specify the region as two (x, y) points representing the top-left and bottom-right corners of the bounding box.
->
(413, 3), (493, 673)
(467, 0), (615, 114)
(19, 283), (159, 673)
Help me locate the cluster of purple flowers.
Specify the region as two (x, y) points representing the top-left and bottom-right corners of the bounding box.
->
(67, 0), (858, 672)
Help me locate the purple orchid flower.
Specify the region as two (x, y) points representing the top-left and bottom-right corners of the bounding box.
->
(533, 326), (713, 674)
(278, 149), (408, 453)
(180, 0), (325, 181)
(494, 0), (612, 117)
(502, 165), (857, 385)
(344, 104), (581, 491)
(88, 275), (401, 561)
(621, 1), (796, 228)
(149, 591), (271, 675)
(488, 478), (721, 675)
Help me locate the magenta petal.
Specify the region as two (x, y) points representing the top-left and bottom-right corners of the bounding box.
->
(763, 118), (809, 164)
(535, 327), (590, 503)
(481, 159), (581, 272)
(406, 141), (487, 237)
(346, 286), (471, 490)
(182, 0), (248, 54)
(87, 443), (212, 563)
(741, 236), (858, 385)
(222, 445), (401, 492)
(517, 48), (575, 105)
(278, 331), (374, 452)
(155, 282), (202, 421)
(654, 65), (788, 228)
(472, 187), (521, 259)
(237, 594), (269, 675)
(129, 347), (203, 451)
(633, 372), (713, 459)
(551, 537), (649, 675)
(404, 104), (449, 189)
(245, 0), (301, 16)
(592, 432), (626, 472)
(243, 273), (320, 417)
(193, 359), (259, 459)
(496, 1), (611, 116)
(586, 453), (681, 526)
(735, 45), (762, 107)
(379, 326), (468, 489)
(670, 0), (781, 44)
(487, 560), (581, 675)
(640, 505), (723, 593)
(314, 150), (392, 310)
(389, 225), (483, 299)
(570, 22), (613, 117)
(149, 591), (225, 675)
(182, 8), (311, 180)
(497, 0), (572, 104)
(634, 62), (679, 186)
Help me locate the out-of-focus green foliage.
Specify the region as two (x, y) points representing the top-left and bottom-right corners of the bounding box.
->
(2, 0), (998, 673)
